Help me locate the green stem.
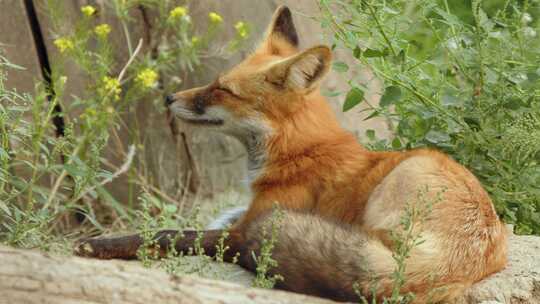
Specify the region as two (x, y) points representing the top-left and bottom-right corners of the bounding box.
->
(363, 0), (397, 57)
(472, 1), (485, 98)
(361, 56), (468, 129)
(424, 17), (475, 84)
(318, 1), (349, 44)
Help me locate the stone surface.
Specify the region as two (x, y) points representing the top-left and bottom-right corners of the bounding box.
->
(0, 245), (334, 304)
(453, 234), (540, 304)
(0, 233), (538, 303)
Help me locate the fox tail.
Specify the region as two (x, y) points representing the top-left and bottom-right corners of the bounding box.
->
(242, 210), (489, 303)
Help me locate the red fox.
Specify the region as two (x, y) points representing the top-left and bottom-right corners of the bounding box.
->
(76, 6), (508, 303)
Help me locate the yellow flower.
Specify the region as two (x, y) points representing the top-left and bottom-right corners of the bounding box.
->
(102, 76), (121, 100)
(235, 21), (248, 38)
(81, 5), (96, 17)
(209, 12), (223, 23)
(191, 36), (200, 45)
(94, 24), (111, 38)
(53, 38), (74, 53)
(169, 6), (188, 20)
(136, 68), (158, 89)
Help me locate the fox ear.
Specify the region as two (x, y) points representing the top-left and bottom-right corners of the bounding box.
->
(267, 46), (332, 91)
(269, 6), (299, 48)
(257, 6), (299, 56)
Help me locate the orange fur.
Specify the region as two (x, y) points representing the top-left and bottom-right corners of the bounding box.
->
(166, 6), (508, 302)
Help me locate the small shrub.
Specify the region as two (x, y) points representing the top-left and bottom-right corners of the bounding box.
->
(355, 186), (444, 304)
(252, 207), (285, 289)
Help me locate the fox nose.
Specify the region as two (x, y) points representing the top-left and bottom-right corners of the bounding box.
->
(164, 94), (175, 107)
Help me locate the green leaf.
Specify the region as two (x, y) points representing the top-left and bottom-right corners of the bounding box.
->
(441, 94), (460, 107)
(382, 6), (399, 15)
(363, 110), (380, 121)
(366, 129), (376, 140)
(353, 46), (362, 59)
(503, 98), (524, 110)
(475, 6), (494, 32)
(0, 201), (11, 216)
(433, 8), (461, 26)
(64, 163), (86, 177)
(342, 87), (364, 112)
(413, 118), (429, 137)
(464, 116), (480, 129)
(380, 86), (402, 107)
(425, 130), (451, 144)
(515, 223), (532, 235)
(363, 48), (387, 58)
(164, 204), (178, 214)
(333, 61), (349, 73)
(392, 138), (402, 149)
(322, 89), (341, 97)
(507, 72), (528, 85)
(397, 49), (406, 65)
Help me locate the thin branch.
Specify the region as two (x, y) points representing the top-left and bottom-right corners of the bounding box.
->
(43, 145), (81, 210)
(118, 39), (143, 82)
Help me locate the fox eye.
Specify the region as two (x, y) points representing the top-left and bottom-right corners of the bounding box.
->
(217, 87), (239, 98)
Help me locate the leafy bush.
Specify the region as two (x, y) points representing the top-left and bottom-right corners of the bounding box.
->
(321, 0), (540, 235)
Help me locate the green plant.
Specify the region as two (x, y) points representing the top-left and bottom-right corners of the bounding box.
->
(252, 207), (285, 289)
(321, 0), (540, 235)
(133, 191), (239, 278)
(353, 186), (443, 304)
(0, 1), (249, 250)
(0, 52), (58, 249)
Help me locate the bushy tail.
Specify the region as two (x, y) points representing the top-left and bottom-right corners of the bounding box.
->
(242, 210), (472, 303)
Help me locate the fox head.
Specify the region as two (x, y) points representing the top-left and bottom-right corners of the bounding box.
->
(165, 6), (333, 142)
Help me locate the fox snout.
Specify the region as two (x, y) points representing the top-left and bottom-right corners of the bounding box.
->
(165, 87), (227, 127)
(164, 94), (175, 107)
(165, 90), (210, 115)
